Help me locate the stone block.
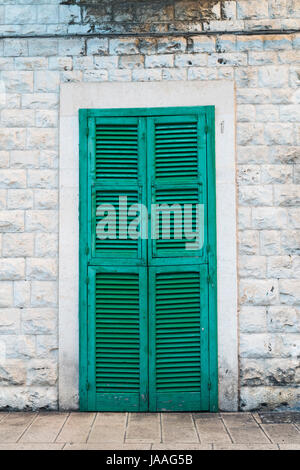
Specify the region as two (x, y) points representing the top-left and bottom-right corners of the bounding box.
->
(261, 165), (293, 184)
(28, 170), (58, 189)
(258, 66), (289, 88)
(240, 279), (279, 305)
(0, 282), (13, 307)
(237, 123), (264, 145)
(267, 306), (299, 332)
(25, 210), (58, 233)
(58, 38), (85, 56)
(238, 185), (273, 206)
(26, 360), (57, 386)
(86, 38), (109, 55)
(237, 0), (269, 19)
(279, 279), (300, 304)
(1, 109), (35, 128)
(145, 55), (173, 68)
(34, 71), (60, 93)
(260, 231), (281, 255)
(239, 255), (267, 278)
(239, 306), (267, 333)
(7, 190), (33, 210)
(26, 258), (57, 281)
(252, 207), (288, 229)
(239, 230), (260, 255)
(0, 258), (25, 281)
(281, 230), (300, 254)
(35, 110), (58, 128)
(3, 233), (34, 257)
(27, 129), (58, 151)
(31, 281), (57, 308)
(3, 39), (28, 57)
(0, 170), (26, 189)
(0, 211), (24, 233)
(14, 280), (30, 308)
(21, 309), (57, 336)
(0, 360), (26, 386)
(0, 309), (20, 335)
(109, 38), (139, 55)
(0, 129), (26, 151)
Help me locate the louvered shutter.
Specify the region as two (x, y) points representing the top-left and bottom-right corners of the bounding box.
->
(87, 266), (148, 411)
(147, 114), (207, 265)
(89, 116), (147, 264)
(147, 113), (209, 411)
(86, 116), (148, 411)
(80, 107), (216, 413)
(149, 265), (209, 411)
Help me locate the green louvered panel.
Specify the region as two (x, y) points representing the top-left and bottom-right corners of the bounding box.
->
(93, 187), (140, 258)
(147, 114), (207, 265)
(149, 265), (209, 411)
(95, 272), (140, 392)
(155, 121), (198, 179)
(154, 186), (201, 253)
(87, 266), (148, 411)
(95, 122), (139, 180)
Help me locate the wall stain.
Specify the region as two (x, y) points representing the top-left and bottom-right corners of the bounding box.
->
(61, 0), (225, 33)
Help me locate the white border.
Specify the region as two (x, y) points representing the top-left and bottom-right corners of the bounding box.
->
(59, 81), (238, 411)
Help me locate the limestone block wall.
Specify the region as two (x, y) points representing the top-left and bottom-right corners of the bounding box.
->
(0, 0), (299, 410)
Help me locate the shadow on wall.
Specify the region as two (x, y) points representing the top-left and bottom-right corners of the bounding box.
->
(60, 0), (224, 32)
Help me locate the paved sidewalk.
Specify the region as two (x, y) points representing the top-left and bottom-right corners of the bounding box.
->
(0, 412), (299, 450)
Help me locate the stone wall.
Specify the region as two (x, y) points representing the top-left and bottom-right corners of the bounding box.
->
(0, 0), (299, 411)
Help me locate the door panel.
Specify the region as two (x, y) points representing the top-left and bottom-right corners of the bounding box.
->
(87, 265), (148, 411)
(147, 114), (208, 266)
(91, 184), (146, 262)
(88, 116), (147, 265)
(149, 265), (209, 411)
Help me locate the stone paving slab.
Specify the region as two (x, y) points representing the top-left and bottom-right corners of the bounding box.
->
(20, 412), (69, 443)
(88, 412), (127, 443)
(56, 412), (96, 443)
(221, 412), (271, 444)
(0, 412), (37, 443)
(193, 413), (232, 444)
(126, 413), (161, 443)
(161, 413), (199, 444)
(261, 423), (300, 444)
(0, 412), (299, 449)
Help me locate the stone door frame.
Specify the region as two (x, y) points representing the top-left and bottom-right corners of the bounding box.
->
(59, 80), (238, 411)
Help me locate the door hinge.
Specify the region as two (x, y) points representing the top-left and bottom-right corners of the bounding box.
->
(85, 245), (89, 255)
(86, 381), (90, 391)
(86, 126), (89, 137)
(205, 125), (209, 134)
(86, 276), (89, 285)
(208, 381), (211, 391)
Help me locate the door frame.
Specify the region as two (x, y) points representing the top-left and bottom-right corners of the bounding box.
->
(59, 81), (238, 411)
(78, 106), (217, 411)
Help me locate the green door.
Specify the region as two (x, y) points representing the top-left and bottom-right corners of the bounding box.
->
(79, 107), (217, 412)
